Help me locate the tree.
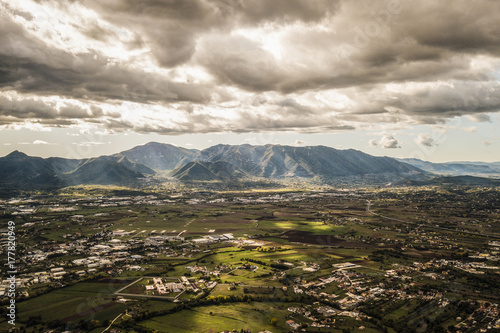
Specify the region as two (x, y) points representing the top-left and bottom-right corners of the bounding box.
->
(26, 315), (42, 326)
(270, 317), (278, 326)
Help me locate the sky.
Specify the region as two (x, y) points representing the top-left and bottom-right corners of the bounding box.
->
(0, 0), (499, 162)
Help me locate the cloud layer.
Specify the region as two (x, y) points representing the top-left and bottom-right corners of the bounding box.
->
(1, 0), (499, 135)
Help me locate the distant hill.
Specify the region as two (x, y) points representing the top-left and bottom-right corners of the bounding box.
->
(171, 161), (247, 181)
(0, 151), (152, 189)
(396, 175), (500, 187)
(119, 142), (198, 170)
(0, 151), (64, 189)
(398, 158), (500, 176)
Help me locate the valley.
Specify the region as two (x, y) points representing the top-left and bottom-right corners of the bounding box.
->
(0, 186), (499, 332)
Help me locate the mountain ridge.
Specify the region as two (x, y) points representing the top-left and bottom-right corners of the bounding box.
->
(398, 158), (500, 176)
(192, 144), (422, 179)
(0, 152), (152, 189)
(171, 160), (248, 181)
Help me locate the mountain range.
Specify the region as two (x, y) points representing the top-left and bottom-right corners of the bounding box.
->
(0, 151), (153, 189)
(122, 142), (422, 180)
(397, 158), (500, 177)
(0, 142), (498, 189)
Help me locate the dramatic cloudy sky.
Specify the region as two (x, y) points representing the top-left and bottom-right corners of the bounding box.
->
(1, 0), (499, 161)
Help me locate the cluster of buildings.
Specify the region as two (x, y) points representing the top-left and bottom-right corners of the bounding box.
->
(145, 276), (200, 295)
(192, 233), (235, 244)
(0, 267), (67, 297)
(279, 256), (499, 331)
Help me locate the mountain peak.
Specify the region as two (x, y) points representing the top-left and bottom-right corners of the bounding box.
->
(143, 141), (171, 147)
(119, 142), (198, 170)
(5, 150), (29, 159)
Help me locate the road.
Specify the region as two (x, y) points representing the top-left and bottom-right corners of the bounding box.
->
(366, 200), (411, 224)
(101, 312), (124, 333)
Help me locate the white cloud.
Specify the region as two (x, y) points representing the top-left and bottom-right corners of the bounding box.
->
(380, 134), (401, 149)
(460, 126), (477, 133)
(74, 141), (106, 146)
(368, 139), (378, 147)
(481, 139), (492, 146)
(415, 133), (438, 147)
(33, 140), (50, 145)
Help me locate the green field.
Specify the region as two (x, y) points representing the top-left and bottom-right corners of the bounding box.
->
(139, 302), (293, 333)
(0, 280), (131, 332)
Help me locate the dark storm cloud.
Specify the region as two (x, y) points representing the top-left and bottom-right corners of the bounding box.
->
(277, 99), (315, 116)
(80, 0), (340, 67)
(0, 94), (115, 126)
(1, 0), (500, 134)
(340, 80), (500, 124)
(103, 112), (225, 135)
(0, 95), (57, 119)
(197, 34), (284, 91)
(81, 23), (118, 42)
(82, 1), (339, 40)
(0, 9), (212, 104)
(0, 49), (213, 106)
(398, 2), (500, 54)
(58, 104), (91, 118)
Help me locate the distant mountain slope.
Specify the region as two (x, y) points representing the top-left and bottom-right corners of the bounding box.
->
(195, 144), (422, 178)
(46, 157), (84, 174)
(171, 160), (247, 181)
(106, 154), (155, 175)
(398, 158), (500, 176)
(119, 142), (198, 170)
(64, 157), (146, 185)
(0, 151), (63, 188)
(0, 152), (152, 188)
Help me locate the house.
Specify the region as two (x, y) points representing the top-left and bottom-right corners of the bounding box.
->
(286, 320), (300, 329)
